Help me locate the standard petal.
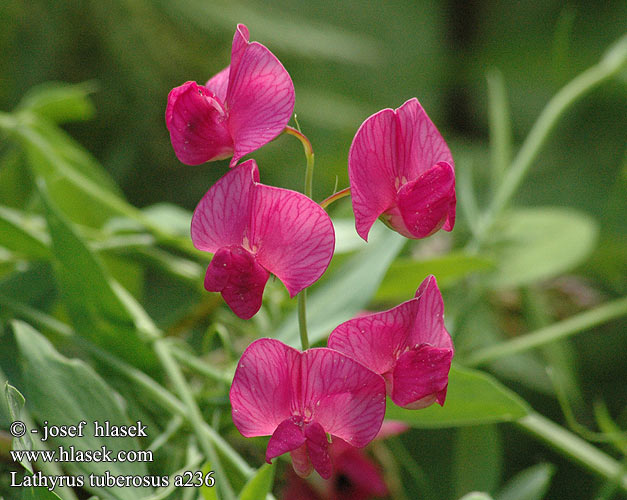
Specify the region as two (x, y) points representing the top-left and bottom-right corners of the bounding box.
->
(391, 344), (453, 408)
(328, 299), (417, 377)
(395, 161), (456, 239)
(191, 160), (259, 252)
(348, 108), (399, 241)
(266, 418), (306, 463)
(230, 338), (298, 437)
(410, 275), (454, 350)
(395, 97), (454, 180)
(251, 184), (334, 297)
(165, 81), (233, 165)
(299, 348), (386, 448)
(226, 31), (295, 166)
(304, 421), (332, 480)
(203, 246), (269, 320)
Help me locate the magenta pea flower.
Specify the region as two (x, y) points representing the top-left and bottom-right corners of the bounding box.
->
(349, 98), (456, 241)
(328, 275), (453, 409)
(166, 24), (295, 166)
(191, 159), (334, 319)
(230, 338), (386, 479)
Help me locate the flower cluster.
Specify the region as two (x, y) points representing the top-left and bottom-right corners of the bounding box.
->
(166, 24), (456, 484)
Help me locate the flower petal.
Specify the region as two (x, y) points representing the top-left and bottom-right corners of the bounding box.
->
(266, 418), (306, 463)
(203, 246), (269, 320)
(395, 97), (454, 180)
(251, 184), (335, 297)
(226, 27), (295, 166)
(395, 161), (456, 239)
(191, 160), (258, 252)
(328, 299), (417, 377)
(331, 439), (388, 497)
(410, 275), (454, 350)
(304, 421), (332, 480)
(299, 348), (386, 448)
(165, 81), (233, 165)
(348, 108), (399, 241)
(391, 344), (453, 408)
(205, 66), (230, 102)
(230, 338), (298, 437)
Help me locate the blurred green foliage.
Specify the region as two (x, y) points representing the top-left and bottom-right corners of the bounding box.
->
(0, 1), (626, 499)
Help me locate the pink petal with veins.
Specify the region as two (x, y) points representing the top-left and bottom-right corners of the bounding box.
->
(411, 275), (454, 350)
(266, 418), (306, 463)
(300, 348), (386, 448)
(205, 66), (229, 102)
(328, 300), (416, 376)
(348, 108), (398, 241)
(226, 26), (294, 167)
(203, 246), (269, 320)
(392, 345), (453, 408)
(252, 184), (335, 297)
(165, 81), (233, 165)
(304, 422), (332, 479)
(190, 160), (257, 252)
(230, 339), (297, 437)
(395, 161), (456, 239)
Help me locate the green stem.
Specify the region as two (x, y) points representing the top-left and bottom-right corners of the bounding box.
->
(465, 296), (627, 367)
(486, 68), (512, 190)
(474, 35), (627, 246)
(320, 186), (351, 210)
(285, 125), (316, 351)
(170, 343), (233, 384)
(154, 339), (236, 500)
(517, 413), (627, 491)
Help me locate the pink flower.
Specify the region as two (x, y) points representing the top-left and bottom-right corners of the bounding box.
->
(166, 24), (295, 167)
(230, 338), (386, 479)
(191, 160), (334, 319)
(349, 98), (456, 241)
(328, 275), (453, 409)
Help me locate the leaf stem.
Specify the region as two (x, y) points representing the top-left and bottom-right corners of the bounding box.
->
(517, 413), (627, 491)
(474, 35), (627, 246)
(320, 186), (351, 210)
(465, 296), (627, 367)
(154, 339), (236, 500)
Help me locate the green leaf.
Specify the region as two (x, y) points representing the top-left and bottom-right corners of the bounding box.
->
(237, 464), (275, 500)
(13, 320), (150, 500)
(5, 382), (33, 473)
(453, 425), (502, 498)
(385, 365), (530, 427)
(486, 207), (598, 288)
(18, 81), (97, 124)
(0, 206), (50, 259)
(200, 462), (218, 500)
(38, 181), (158, 370)
(20, 486), (64, 500)
(495, 463), (555, 500)
(375, 253), (494, 302)
(276, 230), (406, 347)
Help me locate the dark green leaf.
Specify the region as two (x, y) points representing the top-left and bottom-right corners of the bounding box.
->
(453, 425), (502, 497)
(5, 382), (33, 473)
(386, 365), (530, 427)
(20, 486), (64, 500)
(13, 320), (150, 500)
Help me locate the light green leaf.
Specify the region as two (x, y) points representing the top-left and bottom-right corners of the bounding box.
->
(238, 464), (275, 500)
(458, 493), (494, 500)
(385, 365), (530, 427)
(375, 253), (494, 301)
(487, 207), (598, 288)
(142, 203), (193, 238)
(13, 320), (150, 500)
(200, 462), (218, 500)
(39, 181), (158, 370)
(453, 425), (502, 497)
(0, 206), (50, 259)
(18, 81), (97, 124)
(276, 230), (405, 347)
(495, 463), (555, 500)
(5, 382), (33, 473)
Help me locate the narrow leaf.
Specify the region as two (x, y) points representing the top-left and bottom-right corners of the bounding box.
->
(238, 464), (275, 500)
(5, 382), (33, 473)
(495, 463), (555, 500)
